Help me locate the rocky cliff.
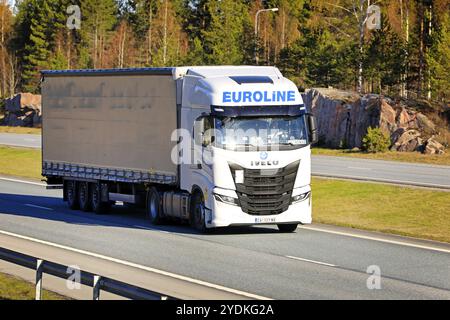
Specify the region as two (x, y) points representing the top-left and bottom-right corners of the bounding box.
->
(302, 88), (446, 154)
(1, 93), (42, 127)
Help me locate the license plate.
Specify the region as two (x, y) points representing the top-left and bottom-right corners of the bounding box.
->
(255, 217), (276, 223)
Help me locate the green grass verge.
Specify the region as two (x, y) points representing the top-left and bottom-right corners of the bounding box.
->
(312, 147), (450, 166)
(0, 126), (41, 135)
(0, 272), (68, 300)
(312, 178), (450, 243)
(0, 146), (42, 180)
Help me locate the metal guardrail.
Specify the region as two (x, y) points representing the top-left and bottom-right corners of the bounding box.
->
(0, 247), (176, 300)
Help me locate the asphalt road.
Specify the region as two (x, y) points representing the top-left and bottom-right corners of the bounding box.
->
(0, 178), (449, 299)
(0, 133), (41, 148)
(312, 155), (450, 189)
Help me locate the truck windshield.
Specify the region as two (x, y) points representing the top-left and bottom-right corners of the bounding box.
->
(213, 116), (309, 151)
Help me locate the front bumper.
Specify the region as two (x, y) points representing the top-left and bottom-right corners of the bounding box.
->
(207, 186), (312, 228)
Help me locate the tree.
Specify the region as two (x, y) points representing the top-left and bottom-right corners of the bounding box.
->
(364, 14), (406, 95)
(49, 0), (78, 70)
(152, 0), (187, 66)
(124, 0), (159, 66)
(108, 19), (137, 68)
(254, 0), (304, 65)
(0, 0), (14, 97)
(202, 0), (249, 65)
(427, 11), (450, 101)
(12, 0), (77, 92)
(2, 0), (448, 101)
(79, 0), (117, 68)
(362, 127), (391, 153)
(123, 0), (187, 67)
(19, 0), (54, 92)
(278, 1), (356, 89)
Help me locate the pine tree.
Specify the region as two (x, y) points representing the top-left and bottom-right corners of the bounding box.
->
(21, 0), (53, 93)
(79, 0), (118, 68)
(428, 11), (450, 101)
(152, 0), (187, 66)
(364, 14), (406, 95)
(0, 0), (14, 97)
(124, 0), (160, 66)
(202, 0), (249, 65)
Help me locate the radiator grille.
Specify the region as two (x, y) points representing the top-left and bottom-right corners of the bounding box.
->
(229, 161), (299, 216)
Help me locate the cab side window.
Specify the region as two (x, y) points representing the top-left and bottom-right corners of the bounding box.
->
(194, 116), (213, 147)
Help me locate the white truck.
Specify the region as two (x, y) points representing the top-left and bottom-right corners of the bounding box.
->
(41, 66), (317, 232)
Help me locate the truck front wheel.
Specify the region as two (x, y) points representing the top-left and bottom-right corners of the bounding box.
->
(66, 180), (79, 210)
(190, 192), (208, 233)
(147, 187), (163, 225)
(277, 224), (298, 233)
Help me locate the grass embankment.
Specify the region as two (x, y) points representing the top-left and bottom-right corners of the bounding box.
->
(312, 147), (450, 166)
(0, 146), (449, 243)
(0, 146), (42, 180)
(0, 126), (41, 135)
(312, 178), (450, 243)
(0, 272), (67, 300)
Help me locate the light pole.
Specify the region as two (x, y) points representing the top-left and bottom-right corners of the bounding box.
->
(254, 8), (278, 65)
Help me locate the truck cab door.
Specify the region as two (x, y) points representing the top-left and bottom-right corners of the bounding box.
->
(193, 116), (214, 179)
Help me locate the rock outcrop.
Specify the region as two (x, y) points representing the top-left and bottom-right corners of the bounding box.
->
(302, 88), (445, 154)
(1, 93), (42, 127)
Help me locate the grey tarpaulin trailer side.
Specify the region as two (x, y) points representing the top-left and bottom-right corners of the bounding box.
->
(40, 68), (179, 187)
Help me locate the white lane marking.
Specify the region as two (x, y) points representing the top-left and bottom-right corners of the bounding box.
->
(134, 225), (154, 230)
(302, 225), (450, 254)
(25, 204), (53, 211)
(133, 225), (171, 234)
(347, 166), (371, 171)
(0, 229), (271, 300)
(0, 177), (46, 187)
(286, 255), (337, 267)
(0, 143), (40, 149)
(312, 173), (450, 189)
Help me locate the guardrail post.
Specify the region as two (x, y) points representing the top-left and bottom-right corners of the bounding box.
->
(93, 275), (101, 300)
(35, 259), (44, 300)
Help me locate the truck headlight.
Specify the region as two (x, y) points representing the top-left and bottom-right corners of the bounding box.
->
(292, 192), (310, 204)
(214, 193), (239, 206)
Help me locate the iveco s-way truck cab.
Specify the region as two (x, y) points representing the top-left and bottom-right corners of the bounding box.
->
(41, 66), (318, 233)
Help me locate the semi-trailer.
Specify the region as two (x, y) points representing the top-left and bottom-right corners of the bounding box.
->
(41, 66), (317, 232)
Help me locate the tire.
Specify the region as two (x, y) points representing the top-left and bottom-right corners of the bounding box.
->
(90, 183), (110, 215)
(190, 192), (208, 233)
(147, 187), (163, 224)
(66, 180), (79, 210)
(78, 181), (92, 212)
(277, 224), (298, 233)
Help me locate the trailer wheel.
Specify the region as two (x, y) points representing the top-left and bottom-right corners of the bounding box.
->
(190, 192), (208, 233)
(66, 180), (79, 210)
(277, 224), (298, 233)
(78, 181), (92, 212)
(90, 183), (109, 215)
(147, 187), (163, 224)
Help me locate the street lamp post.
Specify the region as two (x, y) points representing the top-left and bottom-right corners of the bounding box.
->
(254, 8), (278, 65)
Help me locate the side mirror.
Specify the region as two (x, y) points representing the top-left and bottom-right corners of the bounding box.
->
(307, 113), (319, 145)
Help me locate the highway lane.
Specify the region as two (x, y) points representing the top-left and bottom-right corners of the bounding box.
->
(0, 179), (449, 299)
(1, 133), (450, 188)
(312, 155), (450, 189)
(0, 133), (41, 149)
